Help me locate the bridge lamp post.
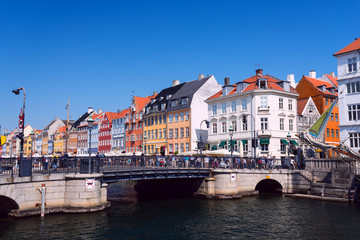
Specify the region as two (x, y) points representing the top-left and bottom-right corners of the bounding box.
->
(143, 135), (147, 165)
(199, 120), (210, 164)
(287, 132), (291, 168)
(12, 87), (26, 175)
(229, 125), (234, 168)
(29, 130), (35, 158)
(87, 116), (94, 174)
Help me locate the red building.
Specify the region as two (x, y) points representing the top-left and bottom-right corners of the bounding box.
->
(98, 112), (118, 154)
(125, 95), (155, 153)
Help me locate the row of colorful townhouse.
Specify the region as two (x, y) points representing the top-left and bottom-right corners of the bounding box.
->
(2, 38), (359, 159)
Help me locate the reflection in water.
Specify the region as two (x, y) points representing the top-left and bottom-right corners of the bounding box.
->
(1, 182), (360, 240)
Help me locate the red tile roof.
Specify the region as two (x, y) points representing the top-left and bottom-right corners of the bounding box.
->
(297, 98), (308, 115)
(134, 95), (155, 112)
(334, 38), (360, 56)
(324, 74), (338, 87)
(303, 76), (338, 96)
(207, 73), (297, 100)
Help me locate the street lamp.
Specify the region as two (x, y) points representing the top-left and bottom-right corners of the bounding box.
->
(229, 125), (234, 168)
(199, 120), (210, 165)
(143, 135), (147, 156)
(12, 87), (27, 176)
(29, 130), (35, 158)
(87, 115), (94, 174)
(242, 114), (256, 159)
(286, 132), (291, 157)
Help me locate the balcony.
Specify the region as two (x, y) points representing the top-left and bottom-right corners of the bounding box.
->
(258, 130), (272, 137)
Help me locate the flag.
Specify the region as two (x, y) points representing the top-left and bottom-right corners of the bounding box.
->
(309, 99), (337, 138)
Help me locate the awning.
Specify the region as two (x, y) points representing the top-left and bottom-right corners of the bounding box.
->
(260, 138), (270, 144)
(211, 145), (218, 150)
(281, 139), (289, 145)
(219, 141), (226, 147)
(241, 139), (248, 144)
(230, 140), (237, 145)
(290, 140), (298, 146)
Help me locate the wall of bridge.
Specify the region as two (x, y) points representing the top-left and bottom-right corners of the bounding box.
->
(0, 173), (109, 217)
(198, 169), (312, 197)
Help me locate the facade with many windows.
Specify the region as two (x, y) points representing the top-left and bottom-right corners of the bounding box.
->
(206, 69), (299, 159)
(111, 109), (128, 152)
(334, 38), (360, 154)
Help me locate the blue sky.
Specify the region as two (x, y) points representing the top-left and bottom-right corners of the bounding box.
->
(0, 0), (359, 133)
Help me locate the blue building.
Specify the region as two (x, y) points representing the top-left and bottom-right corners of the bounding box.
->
(111, 109), (128, 152)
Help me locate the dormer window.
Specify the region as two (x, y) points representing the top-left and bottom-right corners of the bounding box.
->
(166, 95), (172, 100)
(181, 97), (189, 105)
(151, 99), (156, 104)
(170, 100), (178, 107)
(283, 82), (290, 91)
(161, 103), (166, 110)
(258, 78), (267, 89)
(348, 57), (357, 73)
(159, 97), (164, 101)
(318, 85), (326, 92)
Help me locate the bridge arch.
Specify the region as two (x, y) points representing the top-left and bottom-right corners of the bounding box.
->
(0, 195), (19, 216)
(255, 179), (283, 194)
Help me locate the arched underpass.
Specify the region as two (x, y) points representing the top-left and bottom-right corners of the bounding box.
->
(0, 196), (19, 217)
(255, 179), (283, 194)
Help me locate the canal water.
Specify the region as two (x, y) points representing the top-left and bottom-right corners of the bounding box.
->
(1, 183), (360, 240)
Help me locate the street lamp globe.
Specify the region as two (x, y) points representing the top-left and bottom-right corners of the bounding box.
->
(229, 125), (234, 136)
(87, 116), (94, 128)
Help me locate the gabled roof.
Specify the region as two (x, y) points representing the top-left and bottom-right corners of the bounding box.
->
(297, 98), (308, 115)
(302, 76), (337, 96)
(113, 108), (130, 120)
(133, 96), (154, 112)
(323, 74), (338, 87)
(166, 76), (211, 111)
(207, 72), (296, 101)
(333, 38), (360, 56)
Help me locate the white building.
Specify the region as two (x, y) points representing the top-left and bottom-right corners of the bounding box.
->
(333, 38), (360, 153)
(206, 69), (299, 160)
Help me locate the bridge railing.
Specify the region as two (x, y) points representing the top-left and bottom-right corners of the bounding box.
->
(0, 155), (300, 177)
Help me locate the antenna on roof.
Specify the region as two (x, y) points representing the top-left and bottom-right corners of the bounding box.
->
(254, 63), (263, 69)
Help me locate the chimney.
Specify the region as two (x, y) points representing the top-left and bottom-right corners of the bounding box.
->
(224, 77), (230, 86)
(153, 91), (157, 96)
(198, 74), (205, 80)
(330, 72), (335, 78)
(309, 70), (316, 79)
(98, 109), (103, 114)
(287, 74), (296, 88)
(172, 80), (180, 86)
(88, 107), (94, 114)
(256, 69), (263, 76)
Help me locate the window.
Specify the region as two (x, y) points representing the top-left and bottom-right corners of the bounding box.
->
(175, 113), (178, 122)
(181, 97), (189, 105)
(163, 128), (166, 139)
(349, 132), (360, 148)
(325, 98), (329, 106)
(180, 112), (184, 121)
(180, 143), (184, 153)
(185, 127), (189, 137)
(336, 129), (339, 138)
(242, 99), (247, 111)
(169, 129), (173, 139)
(185, 111), (190, 120)
(151, 130), (154, 140)
(280, 118), (284, 130)
(260, 97), (268, 108)
(155, 116), (158, 124)
(155, 129), (158, 139)
(260, 118), (268, 130)
(180, 128), (184, 138)
(260, 143), (268, 151)
(159, 115), (162, 124)
(222, 103), (226, 114)
(175, 143), (179, 153)
(347, 81), (360, 94)
(243, 140), (248, 152)
(326, 128), (330, 137)
(169, 114), (173, 123)
(175, 128), (178, 138)
(170, 100), (178, 107)
(212, 105), (217, 115)
(231, 120), (237, 132)
(186, 143), (189, 152)
(161, 103), (166, 110)
(280, 140), (286, 152)
(242, 119), (248, 131)
(289, 119), (293, 131)
(221, 122), (227, 133)
(331, 113), (334, 122)
(288, 100), (293, 111)
(163, 114), (166, 123)
(348, 104), (360, 121)
(279, 98), (283, 109)
(348, 57), (357, 73)
(331, 129), (335, 138)
(212, 123), (217, 134)
(231, 101), (236, 112)
(259, 79), (267, 89)
(159, 129), (162, 139)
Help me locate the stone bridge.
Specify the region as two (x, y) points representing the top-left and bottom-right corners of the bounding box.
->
(0, 167), (313, 217)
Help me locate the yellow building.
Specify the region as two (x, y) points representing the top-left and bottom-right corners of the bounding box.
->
(42, 134), (48, 155)
(54, 126), (66, 154)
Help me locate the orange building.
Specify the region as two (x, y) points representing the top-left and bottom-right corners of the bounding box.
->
(296, 71), (340, 158)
